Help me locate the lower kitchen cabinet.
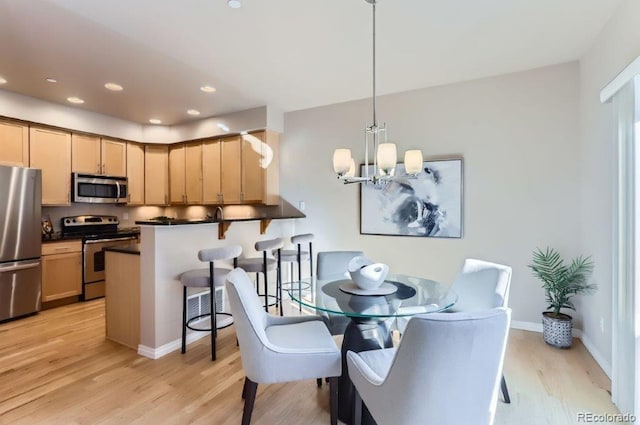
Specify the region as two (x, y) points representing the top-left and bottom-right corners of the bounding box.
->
(41, 240), (82, 302)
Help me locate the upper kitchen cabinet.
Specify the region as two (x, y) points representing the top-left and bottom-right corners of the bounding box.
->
(101, 138), (127, 176)
(126, 142), (145, 205)
(202, 138), (222, 204)
(71, 135), (126, 176)
(205, 131), (279, 205)
(144, 144), (169, 205)
(170, 142), (203, 205)
(220, 136), (243, 204)
(0, 120), (29, 167)
(29, 127), (71, 205)
(239, 130), (279, 204)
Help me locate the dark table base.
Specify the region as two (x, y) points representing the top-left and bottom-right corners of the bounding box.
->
(338, 318), (393, 425)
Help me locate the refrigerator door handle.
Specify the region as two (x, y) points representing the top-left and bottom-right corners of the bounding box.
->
(0, 260), (41, 273)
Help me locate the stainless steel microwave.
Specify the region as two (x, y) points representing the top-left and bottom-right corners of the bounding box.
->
(72, 173), (128, 204)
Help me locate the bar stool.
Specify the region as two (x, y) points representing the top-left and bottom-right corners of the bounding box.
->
(234, 238), (284, 315)
(278, 233), (314, 311)
(179, 245), (242, 361)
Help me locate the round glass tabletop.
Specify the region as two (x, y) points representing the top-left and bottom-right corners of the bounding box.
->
(286, 274), (457, 319)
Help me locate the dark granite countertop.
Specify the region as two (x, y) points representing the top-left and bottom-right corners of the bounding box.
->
(42, 233), (84, 243)
(104, 244), (141, 255)
(136, 200), (306, 226)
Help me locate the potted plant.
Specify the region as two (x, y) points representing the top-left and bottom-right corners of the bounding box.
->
(528, 247), (596, 348)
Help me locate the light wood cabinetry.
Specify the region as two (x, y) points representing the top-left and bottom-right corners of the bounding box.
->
(144, 144), (169, 205)
(101, 138), (127, 176)
(29, 127), (71, 205)
(202, 138), (222, 204)
(72, 135), (126, 176)
(170, 142), (203, 205)
(220, 136), (243, 204)
(202, 131), (277, 205)
(105, 250), (140, 349)
(242, 131), (266, 204)
(0, 120), (29, 167)
(41, 240), (82, 302)
(126, 142), (145, 205)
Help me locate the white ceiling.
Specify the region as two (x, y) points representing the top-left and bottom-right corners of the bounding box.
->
(0, 0), (623, 126)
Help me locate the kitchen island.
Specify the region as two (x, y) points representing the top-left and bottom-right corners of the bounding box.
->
(135, 203), (304, 359)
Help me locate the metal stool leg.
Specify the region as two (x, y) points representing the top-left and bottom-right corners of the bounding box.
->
(181, 286), (187, 354)
(262, 251), (269, 312)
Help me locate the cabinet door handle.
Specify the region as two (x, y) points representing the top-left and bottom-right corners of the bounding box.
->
(164, 195), (168, 205)
(127, 194), (131, 203)
(97, 163), (101, 174)
(54, 247), (70, 251)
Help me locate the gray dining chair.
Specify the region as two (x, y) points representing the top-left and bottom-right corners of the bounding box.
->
(348, 308), (512, 425)
(316, 251), (364, 335)
(395, 257), (513, 403)
(226, 268), (341, 425)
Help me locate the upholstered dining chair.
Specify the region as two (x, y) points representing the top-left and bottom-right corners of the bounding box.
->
(395, 258), (513, 403)
(316, 251), (364, 335)
(348, 308), (512, 425)
(447, 258), (513, 403)
(226, 268), (341, 425)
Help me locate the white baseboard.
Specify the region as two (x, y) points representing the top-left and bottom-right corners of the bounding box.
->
(138, 330), (209, 359)
(510, 320), (611, 379)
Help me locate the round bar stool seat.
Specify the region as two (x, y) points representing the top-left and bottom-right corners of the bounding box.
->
(235, 257), (277, 273)
(234, 237), (284, 315)
(179, 244), (242, 361)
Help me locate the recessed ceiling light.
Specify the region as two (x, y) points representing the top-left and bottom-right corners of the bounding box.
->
(227, 0), (241, 8)
(0, 77), (6, 84)
(67, 96), (85, 104)
(45, 78), (57, 83)
(218, 123), (230, 132)
(200, 85), (216, 93)
(104, 82), (123, 91)
(149, 118), (162, 125)
(187, 109), (201, 116)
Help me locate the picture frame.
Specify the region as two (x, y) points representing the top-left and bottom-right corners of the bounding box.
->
(360, 158), (463, 238)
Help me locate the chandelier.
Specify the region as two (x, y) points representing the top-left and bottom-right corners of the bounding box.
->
(332, 0), (424, 184)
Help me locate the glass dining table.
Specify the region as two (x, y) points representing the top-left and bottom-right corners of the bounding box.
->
(287, 274), (457, 425)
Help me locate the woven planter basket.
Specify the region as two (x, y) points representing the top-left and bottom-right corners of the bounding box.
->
(542, 312), (573, 348)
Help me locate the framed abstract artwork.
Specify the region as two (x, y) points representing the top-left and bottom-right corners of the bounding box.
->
(360, 158), (463, 238)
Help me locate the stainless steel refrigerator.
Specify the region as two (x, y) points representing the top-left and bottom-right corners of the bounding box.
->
(0, 165), (42, 321)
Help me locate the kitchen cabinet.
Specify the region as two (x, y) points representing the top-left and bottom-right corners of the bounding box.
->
(144, 144), (169, 205)
(41, 240), (82, 302)
(220, 136), (242, 204)
(202, 138), (222, 204)
(203, 131), (276, 205)
(105, 250), (140, 349)
(29, 127), (71, 205)
(169, 142), (203, 204)
(72, 135), (126, 176)
(127, 142), (145, 205)
(0, 120), (29, 167)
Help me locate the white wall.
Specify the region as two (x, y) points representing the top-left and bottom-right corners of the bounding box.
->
(281, 62), (581, 326)
(578, 0), (640, 373)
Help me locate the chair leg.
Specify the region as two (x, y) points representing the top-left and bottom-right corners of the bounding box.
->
(242, 377), (248, 399)
(328, 377), (338, 425)
(501, 374), (511, 404)
(352, 381), (361, 425)
(241, 378), (258, 425)
(181, 286), (187, 354)
(316, 378), (322, 388)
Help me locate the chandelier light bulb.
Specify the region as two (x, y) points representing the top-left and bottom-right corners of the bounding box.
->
(376, 143), (397, 175)
(333, 149), (353, 175)
(404, 150), (424, 175)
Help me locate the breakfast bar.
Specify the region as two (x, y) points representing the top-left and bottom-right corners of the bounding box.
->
(134, 203), (304, 359)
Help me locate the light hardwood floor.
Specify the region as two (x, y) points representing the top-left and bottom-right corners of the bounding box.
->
(0, 300), (619, 425)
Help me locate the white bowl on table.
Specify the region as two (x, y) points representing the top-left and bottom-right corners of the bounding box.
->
(347, 256), (389, 290)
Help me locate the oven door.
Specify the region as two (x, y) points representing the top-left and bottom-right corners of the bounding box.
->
(73, 173), (128, 204)
(83, 236), (138, 300)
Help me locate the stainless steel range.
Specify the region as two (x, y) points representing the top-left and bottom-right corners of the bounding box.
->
(60, 215), (139, 300)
